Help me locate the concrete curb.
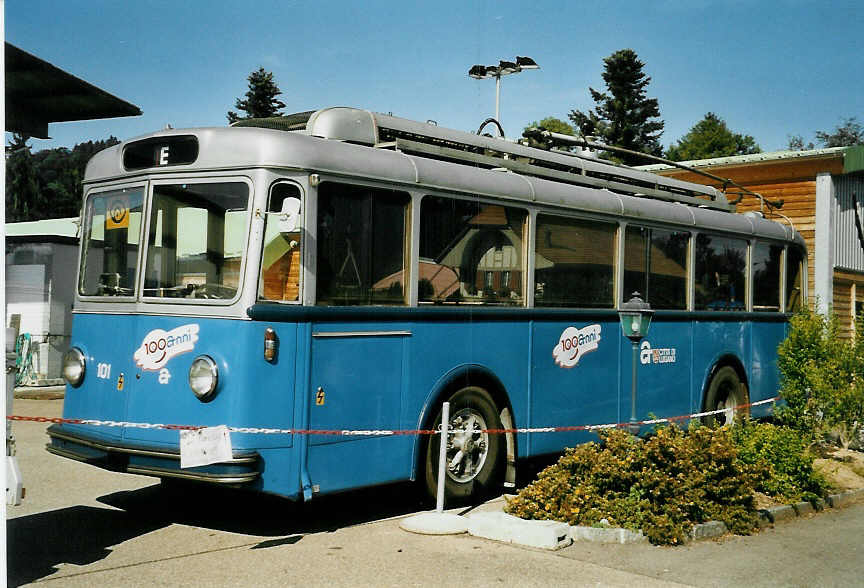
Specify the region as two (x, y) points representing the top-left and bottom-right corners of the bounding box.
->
(462, 488), (864, 548)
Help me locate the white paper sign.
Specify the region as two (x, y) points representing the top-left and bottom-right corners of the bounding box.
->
(180, 425), (233, 468)
(552, 324), (602, 368)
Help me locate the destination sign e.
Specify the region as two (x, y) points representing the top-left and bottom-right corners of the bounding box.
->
(123, 135), (199, 170)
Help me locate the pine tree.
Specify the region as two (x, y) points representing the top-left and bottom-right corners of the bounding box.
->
(569, 49), (664, 165)
(666, 113), (761, 161)
(227, 67), (286, 123)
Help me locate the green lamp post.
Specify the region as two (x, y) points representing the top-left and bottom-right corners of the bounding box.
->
(618, 292), (654, 435)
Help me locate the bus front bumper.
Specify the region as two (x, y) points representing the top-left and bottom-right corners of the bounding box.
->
(46, 425), (261, 485)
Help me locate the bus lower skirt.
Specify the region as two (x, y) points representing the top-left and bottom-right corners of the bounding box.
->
(46, 426), (260, 485)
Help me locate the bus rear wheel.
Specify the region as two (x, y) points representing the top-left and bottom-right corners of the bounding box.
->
(703, 366), (749, 426)
(424, 386), (504, 504)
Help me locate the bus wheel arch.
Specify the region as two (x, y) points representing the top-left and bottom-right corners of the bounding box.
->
(419, 367), (514, 503)
(702, 358), (749, 426)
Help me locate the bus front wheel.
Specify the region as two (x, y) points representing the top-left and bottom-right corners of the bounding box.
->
(703, 366), (749, 426)
(424, 386), (504, 504)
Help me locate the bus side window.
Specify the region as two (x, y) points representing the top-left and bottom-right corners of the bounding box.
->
(753, 241), (783, 312)
(260, 182), (302, 302)
(695, 234), (747, 311)
(622, 225), (689, 310)
(315, 182), (410, 306)
(418, 196), (527, 305)
(534, 214), (615, 308)
(785, 244), (805, 312)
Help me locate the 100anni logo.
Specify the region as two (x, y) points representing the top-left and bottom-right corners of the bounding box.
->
(552, 324), (602, 368)
(134, 324), (200, 371)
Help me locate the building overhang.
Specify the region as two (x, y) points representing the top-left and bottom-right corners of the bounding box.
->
(5, 43), (142, 139)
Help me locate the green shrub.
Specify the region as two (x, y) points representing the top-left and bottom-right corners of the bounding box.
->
(777, 308), (864, 448)
(731, 420), (828, 502)
(504, 426), (759, 545)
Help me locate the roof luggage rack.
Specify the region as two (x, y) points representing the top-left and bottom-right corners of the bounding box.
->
(234, 107), (735, 212)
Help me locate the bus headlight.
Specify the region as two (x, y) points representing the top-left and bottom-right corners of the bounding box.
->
(189, 355), (218, 401)
(62, 347), (86, 387)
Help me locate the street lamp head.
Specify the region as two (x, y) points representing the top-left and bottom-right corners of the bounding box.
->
(468, 65), (490, 79)
(498, 60), (519, 75)
(618, 291), (654, 341)
(515, 56), (539, 70)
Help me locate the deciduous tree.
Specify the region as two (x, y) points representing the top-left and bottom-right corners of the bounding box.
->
(522, 117), (575, 149)
(665, 113), (760, 162)
(5, 135), (120, 222)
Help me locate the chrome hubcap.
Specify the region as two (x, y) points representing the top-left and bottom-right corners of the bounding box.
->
(445, 408), (489, 483)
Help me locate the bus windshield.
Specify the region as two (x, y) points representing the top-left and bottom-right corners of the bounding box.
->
(79, 186), (145, 296)
(143, 182), (250, 300)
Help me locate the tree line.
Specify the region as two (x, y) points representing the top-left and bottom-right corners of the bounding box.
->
(6, 59), (861, 222)
(526, 48), (862, 165)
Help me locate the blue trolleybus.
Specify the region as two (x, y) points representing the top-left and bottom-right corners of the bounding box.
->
(48, 107), (806, 502)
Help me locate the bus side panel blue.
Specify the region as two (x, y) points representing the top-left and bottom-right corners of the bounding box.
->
(630, 321), (693, 424)
(407, 320), (530, 425)
(747, 320), (786, 417)
(691, 320), (751, 410)
(61, 314), (137, 442)
(530, 319), (620, 454)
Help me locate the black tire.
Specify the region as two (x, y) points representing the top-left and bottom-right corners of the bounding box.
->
(703, 366), (749, 426)
(424, 386), (504, 504)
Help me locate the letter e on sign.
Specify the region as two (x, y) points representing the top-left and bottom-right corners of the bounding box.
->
(159, 146), (170, 165)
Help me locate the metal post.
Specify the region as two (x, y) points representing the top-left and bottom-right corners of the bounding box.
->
(629, 339), (639, 435)
(494, 75), (501, 123)
(435, 402), (450, 513)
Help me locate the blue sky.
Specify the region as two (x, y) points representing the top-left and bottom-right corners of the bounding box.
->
(7, 0), (864, 153)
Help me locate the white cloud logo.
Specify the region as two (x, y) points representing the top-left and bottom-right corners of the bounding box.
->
(134, 324), (200, 371)
(553, 324), (602, 368)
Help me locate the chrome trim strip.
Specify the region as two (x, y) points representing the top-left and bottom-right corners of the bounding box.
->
(311, 330), (412, 338)
(48, 429), (258, 464)
(127, 465), (258, 484)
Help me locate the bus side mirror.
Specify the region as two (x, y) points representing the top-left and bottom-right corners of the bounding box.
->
(278, 197), (302, 234)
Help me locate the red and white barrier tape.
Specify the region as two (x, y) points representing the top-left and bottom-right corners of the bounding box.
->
(8, 396), (778, 436)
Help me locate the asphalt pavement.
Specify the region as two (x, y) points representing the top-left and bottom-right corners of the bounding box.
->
(6, 398), (864, 587)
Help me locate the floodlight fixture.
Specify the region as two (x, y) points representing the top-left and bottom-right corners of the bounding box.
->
(466, 55), (540, 126)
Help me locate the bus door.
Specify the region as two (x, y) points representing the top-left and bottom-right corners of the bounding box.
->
(307, 329), (410, 492)
(304, 181), (413, 494)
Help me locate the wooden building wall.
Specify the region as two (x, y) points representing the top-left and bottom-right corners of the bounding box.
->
(834, 270), (864, 340)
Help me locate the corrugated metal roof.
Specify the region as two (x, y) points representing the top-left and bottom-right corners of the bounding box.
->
(637, 146), (847, 172)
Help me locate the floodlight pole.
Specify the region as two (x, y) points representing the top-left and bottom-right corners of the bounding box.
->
(495, 74), (501, 122)
(468, 56), (539, 130)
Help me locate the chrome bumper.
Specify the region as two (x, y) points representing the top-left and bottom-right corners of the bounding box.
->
(46, 425), (260, 485)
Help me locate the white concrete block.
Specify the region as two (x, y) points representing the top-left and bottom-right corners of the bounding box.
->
(467, 512), (571, 550)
